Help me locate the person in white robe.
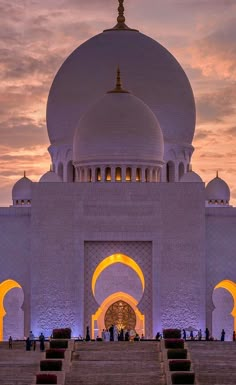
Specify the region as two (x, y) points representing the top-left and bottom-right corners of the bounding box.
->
(114, 325), (119, 341)
(105, 329), (110, 342)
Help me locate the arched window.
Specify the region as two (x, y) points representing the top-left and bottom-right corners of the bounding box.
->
(16, 200), (19, 205)
(58, 163), (63, 181)
(178, 162), (184, 180)
(21, 200), (24, 205)
(136, 168), (141, 182)
(145, 168), (150, 182)
(126, 167), (132, 182)
(96, 168), (101, 182)
(115, 167), (122, 182)
(105, 167), (111, 182)
(166, 161), (175, 182)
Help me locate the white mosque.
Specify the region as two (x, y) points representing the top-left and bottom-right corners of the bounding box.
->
(0, 1), (236, 341)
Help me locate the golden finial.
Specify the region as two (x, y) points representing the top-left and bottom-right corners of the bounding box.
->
(104, 0), (139, 32)
(216, 170), (219, 178)
(107, 66), (130, 94)
(23, 170), (26, 178)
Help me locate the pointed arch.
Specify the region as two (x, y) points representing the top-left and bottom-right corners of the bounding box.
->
(92, 291), (145, 339)
(0, 279), (22, 341)
(214, 280), (236, 333)
(92, 254), (145, 296)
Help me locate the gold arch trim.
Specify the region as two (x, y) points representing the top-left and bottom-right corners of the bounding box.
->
(214, 280), (236, 330)
(0, 279), (22, 341)
(92, 253), (145, 296)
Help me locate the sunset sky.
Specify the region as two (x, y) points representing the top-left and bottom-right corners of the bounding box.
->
(0, 0), (236, 206)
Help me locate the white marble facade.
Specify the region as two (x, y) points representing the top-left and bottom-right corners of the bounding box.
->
(0, 3), (236, 341)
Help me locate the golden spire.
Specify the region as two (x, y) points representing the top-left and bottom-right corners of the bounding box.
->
(107, 66), (130, 94)
(216, 170), (219, 178)
(23, 170), (26, 178)
(104, 0), (139, 32)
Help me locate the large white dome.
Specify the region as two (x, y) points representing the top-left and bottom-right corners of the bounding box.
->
(73, 90), (164, 165)
(47, 29), (195, 148)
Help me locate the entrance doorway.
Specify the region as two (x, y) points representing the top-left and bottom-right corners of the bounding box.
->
(104, 300), (136, 331)
(92, 292), (145, 339)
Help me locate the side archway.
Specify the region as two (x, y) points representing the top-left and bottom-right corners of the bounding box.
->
(0, 279), (22, 341)
(213, 280), (236, 340)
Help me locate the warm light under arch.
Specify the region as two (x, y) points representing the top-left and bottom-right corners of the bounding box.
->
(214, 280), (236, 330)
(0, 279), (22, 341)
(92, 253), (145, 296)
(91, 291), (145, 339)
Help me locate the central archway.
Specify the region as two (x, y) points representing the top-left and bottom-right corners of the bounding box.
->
(92, 292), (145, 339)
(92, 253), (145, 296)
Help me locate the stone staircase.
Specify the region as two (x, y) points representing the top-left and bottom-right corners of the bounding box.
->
(2, 339), (235, 385)
(0, 341), (43, 385)
(187, 341), (236, 385)
(65, 341), (166, 385)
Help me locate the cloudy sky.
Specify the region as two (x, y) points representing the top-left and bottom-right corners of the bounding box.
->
(0, 0), (236, 206)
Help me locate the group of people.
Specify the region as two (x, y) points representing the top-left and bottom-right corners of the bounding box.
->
(99, 326), (141, 342)
(25, 331), (45, 351)
(182, 328), (236, 341)
(8, 331), (46, 351)
(8, 331), (45, 351)
(101, 325), (119, 341)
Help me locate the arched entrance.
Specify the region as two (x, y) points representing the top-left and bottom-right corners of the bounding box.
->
(91, 253), (145, 339)
(92, 292), (144, 339)
(0, 279), (23, 341)
(92, 253), (145, 296)
(212, 280), (236, 340)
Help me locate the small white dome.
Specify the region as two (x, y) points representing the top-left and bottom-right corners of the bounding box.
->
(12, 175), (32, 201)
(73, 91), (164, 165)
(206, 176), (230, 202)
(180, 170), (203, 183)
(39, 171), (62, 183)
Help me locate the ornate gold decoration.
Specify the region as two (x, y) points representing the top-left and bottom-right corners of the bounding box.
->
(107, 66), (130, 94)
(104, 0), (139, 32)
(104, 300), (136, 331)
